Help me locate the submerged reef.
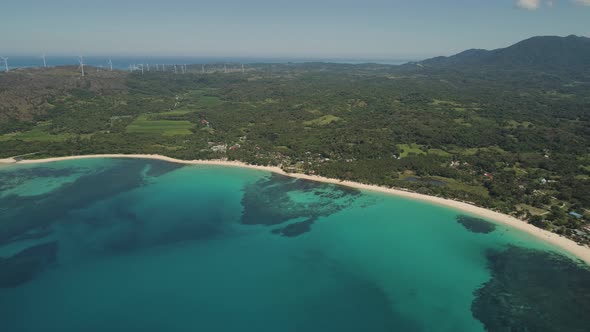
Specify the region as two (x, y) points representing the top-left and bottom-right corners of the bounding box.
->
(456, 215), (496, 234)
(472, 246), (590, 332)
(0, 242), (58, 288)
(241, 174), (362, 237)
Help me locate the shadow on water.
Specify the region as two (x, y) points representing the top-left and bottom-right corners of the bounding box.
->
(472, 246), (590, 332)
(241, 173), (363, 237)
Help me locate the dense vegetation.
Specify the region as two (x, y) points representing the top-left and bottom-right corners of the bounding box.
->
(1, 36), (589, 243)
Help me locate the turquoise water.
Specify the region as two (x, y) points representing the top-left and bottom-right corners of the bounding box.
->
(1, 158), (589, 332)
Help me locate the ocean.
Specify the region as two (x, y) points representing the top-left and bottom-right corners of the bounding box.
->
(0, 158), (589, 332)
(0, 56), (411, 71)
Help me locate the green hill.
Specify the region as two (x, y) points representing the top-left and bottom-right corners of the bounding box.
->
(417, 35), (590, 72)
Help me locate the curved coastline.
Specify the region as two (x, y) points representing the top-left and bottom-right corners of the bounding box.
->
(2, 153), (589, 265)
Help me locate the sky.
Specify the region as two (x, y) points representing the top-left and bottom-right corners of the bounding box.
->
(1, 0), (589, 60)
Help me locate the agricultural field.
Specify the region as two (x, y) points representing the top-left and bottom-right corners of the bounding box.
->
(126, 114), (194, 136)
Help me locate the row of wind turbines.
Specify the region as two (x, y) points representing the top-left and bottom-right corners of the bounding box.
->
(0, 54), (53, 73)
(0, 54), (248, 77)
(127, 63), (246, 75)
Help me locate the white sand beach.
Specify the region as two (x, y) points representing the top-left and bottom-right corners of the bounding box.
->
(2, 153), (590, 265)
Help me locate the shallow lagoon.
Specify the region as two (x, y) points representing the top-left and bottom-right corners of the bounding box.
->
(1, 158), (589, 332)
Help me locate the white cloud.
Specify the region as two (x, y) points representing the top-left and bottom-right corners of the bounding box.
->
(516, 0), (541, 9)
(573, 0), (590, 6)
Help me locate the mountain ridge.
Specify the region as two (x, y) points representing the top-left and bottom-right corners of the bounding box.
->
(415, 35), (590, 71)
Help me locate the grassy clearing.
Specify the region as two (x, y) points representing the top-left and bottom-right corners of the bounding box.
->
(453, 118), (472, 127)
(397, 143), (426, 158)
(196, 96), (224, 108)
(181, 89), (224, 109)
(451, 146), (507, 156)
(397, 173), (489, 197)
(516, 204), (548, 216)
(126, 115), (194, 136)
(504, 166), (528, 176)
(504, 120), (533, 129)
(433, 176), (490, 197)
(431, 99), (461, 106)
(156, 110), (194, 116)
(303, 115), (341, 126)
(428, 148), (451, 157)
(0, 123), (70, 142)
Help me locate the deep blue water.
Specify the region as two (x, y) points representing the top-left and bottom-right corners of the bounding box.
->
(0, 158), (589, 332)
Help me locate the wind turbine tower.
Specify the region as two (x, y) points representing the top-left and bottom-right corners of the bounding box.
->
(78, 56), (85, 77)
(202, 64), (205, 73)
(146, 64), (150, 72)
(108, 58), (113, 71)
(174, 64), (178, 74)
(42, 53), (47, 68)
(242, 64), (244, 73)
(0, 57), (8, 72)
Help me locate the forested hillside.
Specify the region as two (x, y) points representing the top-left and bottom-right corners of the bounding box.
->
(1, 36), (589, 243)
(416, 35), (590, 72)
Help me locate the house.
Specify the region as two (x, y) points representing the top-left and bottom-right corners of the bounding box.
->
(484, 172), (494, 181)
(569, 212), (583, 219)
(540, 178), (547, 185)
(211, 144), (227, 153)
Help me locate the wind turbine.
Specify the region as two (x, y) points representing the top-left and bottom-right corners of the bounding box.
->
(78, 56), (85, 77)
(107, 58), (113, 71)
(146, 63), (150, 72)
(42, 53), (47, 68)
(201, 64), (205, 73)
(0, 57), (8, 72)
(241, 64), (244, 73)
(136, 64), (144, 75)
(174, 64), (177, 74)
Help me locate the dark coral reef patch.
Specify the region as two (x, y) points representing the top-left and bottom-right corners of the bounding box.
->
(241, 174), (362, 237)
(456, 215), (496, 234)
(472, 246), (590, 332)
(0, 242), (58, 288)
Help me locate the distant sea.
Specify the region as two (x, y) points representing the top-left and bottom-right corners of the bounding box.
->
(1, 158), (589, 332)
(0, 56), (411, 71)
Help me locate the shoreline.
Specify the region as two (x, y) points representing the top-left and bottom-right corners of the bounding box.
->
(2, 153), (590, 265)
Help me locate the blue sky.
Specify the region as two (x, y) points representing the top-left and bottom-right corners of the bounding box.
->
(1, 0), (589, 59)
